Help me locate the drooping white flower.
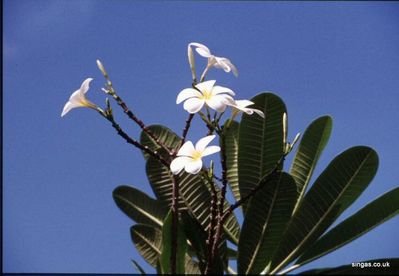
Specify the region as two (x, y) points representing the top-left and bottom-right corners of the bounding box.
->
(189, 42), (238, 77)
(228, 99), (265, 118)
(176, 80), (235, 113)
(61, 78), (98, 117)
(170, 135), (221, 175)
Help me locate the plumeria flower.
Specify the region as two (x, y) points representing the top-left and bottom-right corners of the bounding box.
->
(176, 80), (235, 113)
(170, 135), (220, 175)
(61, 78), (98, 117)
(228, 99), (265, 119)
(189, 42), (238, 78)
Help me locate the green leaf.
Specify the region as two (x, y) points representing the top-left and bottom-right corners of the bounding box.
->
(238, 93), (286, 211)
(299, 258), (399, 274)
(130, 224), (200, 273)
(297, 187), (399, 265)
(290, 116), (332, 213)
(160, 211), (187, 274)
(238, 172), (298, 275)
(113, 185), (167, 228)
(224, 120), (241, 202)
(131, 224), (162, 267)
(270, 146), (379, 273)
(131, 259), (146, 275)
(146, 157), (240, 244)
(140, 124), (181, 160)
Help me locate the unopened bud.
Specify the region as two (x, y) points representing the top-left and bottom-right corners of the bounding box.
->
(187, 45), (197, 82)
(96, 59), (108, 78)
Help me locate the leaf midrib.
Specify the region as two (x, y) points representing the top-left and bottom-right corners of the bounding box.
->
(272, 150), (373, 273)
(291, 123), (330, 214)
(245, 174), (282, 274)
(115, 194), (163, 227)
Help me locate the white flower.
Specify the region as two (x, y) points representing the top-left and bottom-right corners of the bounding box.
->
(176, 80), (235, 113)
(228, 100), (265, 118)
(170, 135), (221, 175)
(61, 78), (98, 117)
(189, 42), (238, 77)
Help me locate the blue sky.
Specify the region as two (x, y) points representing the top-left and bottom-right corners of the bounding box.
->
(3, 0), (399, 273)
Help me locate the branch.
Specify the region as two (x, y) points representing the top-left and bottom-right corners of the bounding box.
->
(170, 174), (179, 274)
(180, 113), (194, 147)
(203, 172), (219, 275)
(209, 133), (228, 265)
(102, 112), (170, 167)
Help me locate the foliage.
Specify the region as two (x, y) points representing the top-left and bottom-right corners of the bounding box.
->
(113, 92), (398, 274)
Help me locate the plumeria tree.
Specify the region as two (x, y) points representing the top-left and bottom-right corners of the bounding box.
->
(62, 43), (399, 274)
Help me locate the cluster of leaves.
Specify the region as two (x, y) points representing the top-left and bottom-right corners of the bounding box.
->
(113, 92), (399, 274)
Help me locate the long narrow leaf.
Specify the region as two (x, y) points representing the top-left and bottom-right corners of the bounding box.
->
(160, 211), (187, 274)
(130, 224), (200, 273)
(238, 172), (298, 274)
(238, 93), (286, 211)
(290, 116), (332, 213)
(297, 187), (399, 265)
(224, 120), (241, 202)
(113, 185), (167, 228)
(270, 146), (379, 273)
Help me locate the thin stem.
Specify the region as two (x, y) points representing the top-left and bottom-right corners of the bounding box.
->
(107, 88), (173, 155)
(101, 111), (169, 167)
(180, 113), (194, 148)
(170, 174), (179, 275)
(200, 65), (211, 82)
(220, 154), (286, 224)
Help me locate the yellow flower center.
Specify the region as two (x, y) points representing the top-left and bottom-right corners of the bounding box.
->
(200, 90), (213, 100)
(191, 150), (203, 161)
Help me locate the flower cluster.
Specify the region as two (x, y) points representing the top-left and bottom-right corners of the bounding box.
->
(61, 42), (264, 175)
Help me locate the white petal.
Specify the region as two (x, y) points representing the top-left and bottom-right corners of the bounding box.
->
(243, 108), (254, 115)
(214, 57), (231, 72)
(80, 78), (93, 94)
(184, 159), (203, 174)
(190, 42), (212, 58)
(177, 141), (196, 157)
(206, 95), (230, 112)
(202, 146), (221, 157)
(61, 101), (78, 117)
(170, 157), (190, 175)
(212, 85), (235, 96)
(224, 59), (238, 77)
(183, 98), (205, 113)
(68, 89), (86, 105)
(195, 135), (216, 152)
(195, 80), (216, 93)
(176, 88), (201, 104)
(252, 108), (265, 118)
(235, 100), (254, 108)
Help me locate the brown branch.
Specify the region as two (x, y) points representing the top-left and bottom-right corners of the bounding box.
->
(109, 88), (173, 155)
(170, 174), (179, 274)
(209, 134), (228, 266)
(106, 116), (169, 167)
(204, 173), (219, 275)
(180, 113), (194, 147)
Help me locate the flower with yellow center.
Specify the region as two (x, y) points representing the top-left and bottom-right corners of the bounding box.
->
(61, 78), (98, 117)
(170, 135), (220, 175)
(176, 80), (235, 113)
